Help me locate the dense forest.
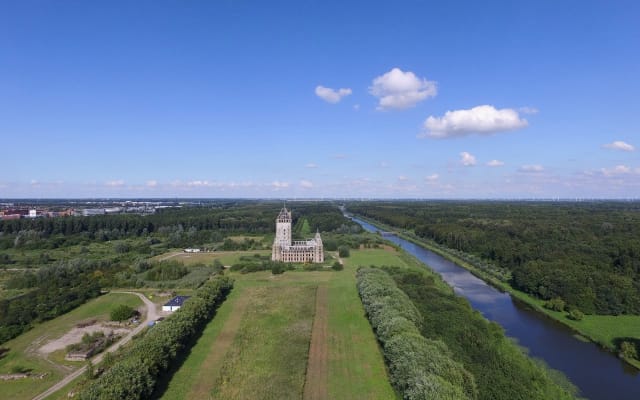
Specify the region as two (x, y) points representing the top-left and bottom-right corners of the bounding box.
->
(348, 201), (640, 315)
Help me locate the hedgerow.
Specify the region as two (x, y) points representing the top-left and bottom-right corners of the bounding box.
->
(78, 275), (233, 400)
(356, 267), (477, 400)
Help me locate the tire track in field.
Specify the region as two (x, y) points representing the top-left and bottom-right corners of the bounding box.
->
(303, 285), (329, 400)
(187, 289), (251, 399)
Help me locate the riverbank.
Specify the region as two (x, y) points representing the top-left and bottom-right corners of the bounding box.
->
(351, 214), (640, 371)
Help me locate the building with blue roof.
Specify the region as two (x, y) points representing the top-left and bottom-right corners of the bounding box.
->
(162, 295), (191, 312)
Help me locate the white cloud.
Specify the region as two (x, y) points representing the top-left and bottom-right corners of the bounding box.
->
(486, 159), (505, 167)
(519, 106), (539, 115)
(300, 179), (313, 188)
(398, 175), (409, 181)
(379, 161), (390, 168)
(601, 165), (631, 176)
(460, 152), (476, 166)
(603, 141), (635, 152)
(271, 180), (290, 189)
(305, 163), (318, 169)
(105, 180), (125, 187)
(420, 105), (528, 138)
(425, 173), (439, 182)
(146, 180), (158, 187)
(353, 104), (360, 111)
(519, 165), (544, 173)
(331, 153), (348, 159)
(315, 85), (352, 103)
(369, 67), (437, 110)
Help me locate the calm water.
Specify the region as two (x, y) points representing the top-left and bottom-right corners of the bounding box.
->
(352, 217), (640, 400)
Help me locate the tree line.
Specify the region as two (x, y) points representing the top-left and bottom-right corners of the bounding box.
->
(348, 201), (640, 315)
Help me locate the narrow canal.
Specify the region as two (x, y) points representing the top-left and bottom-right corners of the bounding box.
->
(352, 216), (640, 400)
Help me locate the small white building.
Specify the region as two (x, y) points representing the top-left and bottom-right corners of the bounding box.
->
(162, 296), (191, 312)
(184, 248), (201, 253)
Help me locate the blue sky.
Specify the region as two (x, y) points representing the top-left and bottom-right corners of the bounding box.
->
(1, 0), (639, 198)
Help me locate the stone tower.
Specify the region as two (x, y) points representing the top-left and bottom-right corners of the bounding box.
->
(314, 229), (324, 263)
(275, 206), (292, 246)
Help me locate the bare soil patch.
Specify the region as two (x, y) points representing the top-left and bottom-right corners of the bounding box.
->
(38, 323), (130, 355)
(303, 285), (329, 400)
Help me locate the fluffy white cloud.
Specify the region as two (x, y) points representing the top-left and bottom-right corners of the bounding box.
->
(460, 152), (476, 166)
(146, 180), (158, 187)
(603, 141), (635, 152)
(300, 180), (313, 188)
(305, 163), (318, 169)
(315, 85), (352, 103)
(486, 159), (505, 167)
(519, 106), (539, 115)
(425, 173), (439, 182)
(271, 180), (290, 188)
(420, 105), (528, 138)
(398, 175), (409, 181)
(601, 165), (631, 176)
(369, 67), (437, 110)
(105, 180), (125, 187)
(519, 165), (544, 173)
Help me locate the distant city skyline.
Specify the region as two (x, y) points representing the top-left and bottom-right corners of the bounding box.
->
(1, 1), (638, 198)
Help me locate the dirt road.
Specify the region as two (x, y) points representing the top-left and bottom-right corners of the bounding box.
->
(32, 291), (157, 400)
(303, 285), (329, 400)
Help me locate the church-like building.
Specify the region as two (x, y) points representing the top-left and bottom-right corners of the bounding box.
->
(271, 206), (324, 263)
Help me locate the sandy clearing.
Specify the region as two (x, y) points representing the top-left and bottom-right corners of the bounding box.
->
(303, 285), (329, 400)
(38, 324), (131, 355)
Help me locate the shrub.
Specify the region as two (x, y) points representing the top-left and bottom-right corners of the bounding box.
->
(567, 309), (584, 321)
(544, 297), (566, 312)
(338, 245), (350, 258)
(620, 341), (638, 360)
(110, 305), (135, 322)
(332, 261), (343, 271)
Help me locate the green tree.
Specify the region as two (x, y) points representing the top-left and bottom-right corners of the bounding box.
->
(110, 305), (135, 322)
(338, 245), (350, 258)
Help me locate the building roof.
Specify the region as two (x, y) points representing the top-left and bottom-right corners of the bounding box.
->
(163, 295), (191, 307)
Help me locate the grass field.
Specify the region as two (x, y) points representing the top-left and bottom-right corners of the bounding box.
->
(152, 250), (271, 266)
(0, 292), (143, 400)
(159, 247), (402, 400)
(212, 285), (315, 399)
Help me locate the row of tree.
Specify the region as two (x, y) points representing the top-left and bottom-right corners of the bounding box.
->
(384, 266), (577, 400)
(349, 201), (640, 315)
(78, 276), (233, 399)
(356, 267), (477, 400)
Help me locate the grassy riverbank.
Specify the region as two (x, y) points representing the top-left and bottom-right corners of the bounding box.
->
(352, 214), (640, 370)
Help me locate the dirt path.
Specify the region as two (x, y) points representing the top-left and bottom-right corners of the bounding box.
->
(303, 285), (329, 400)
(32, 291), (156, 400)
(186, 289), (251, 399)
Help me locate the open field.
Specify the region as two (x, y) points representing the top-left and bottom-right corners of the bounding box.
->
(211, 285), (315, 399)
(160, 247), (401, 400)
(152, 250), (271, 266)
(0, 292), (143, 400)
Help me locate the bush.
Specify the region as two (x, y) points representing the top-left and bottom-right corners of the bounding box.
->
(544, 297), (566, 312)
(338, 245), (350, 258)
(271, 263), (285, 275)
(332, 261), (343, 271)
(110, 305), (135, 322)
(620, 341), (638, 360)
(567, 309), (584, 321)
(145, 261), (188, 281)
